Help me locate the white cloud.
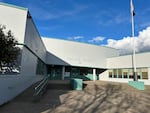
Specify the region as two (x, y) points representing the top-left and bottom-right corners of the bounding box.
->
(106, 37), (133, 55)
(105, 26), (150, 55)
(68, 36), (84, 40)
(137, 27), (150, 52)
(88, 36), (105, 43)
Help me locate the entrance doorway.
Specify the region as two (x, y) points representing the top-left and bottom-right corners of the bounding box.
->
(48, 65), (62, 80)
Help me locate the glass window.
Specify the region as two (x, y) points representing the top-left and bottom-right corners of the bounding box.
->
(136, 68), (141, 79)
(109, 69), (113, 78)
(128, 69), (133, 79)
(142, 68), (148, 79)
(118, 69), (122, 78)
(96, 69), (106, 75)
(114, 69), (117, 78)
(65, 66), (71, 72)
(88, 68), (93, 74)
(36, 59), (46, 75)
(80, 68), (88, 75)
(123, 69), (128, 78)
(71, 68), (80, 77)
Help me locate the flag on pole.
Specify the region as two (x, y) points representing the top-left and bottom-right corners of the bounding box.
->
(130, 0), (135, 16)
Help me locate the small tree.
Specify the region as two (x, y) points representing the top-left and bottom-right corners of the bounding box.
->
(0, 25), (20, 74)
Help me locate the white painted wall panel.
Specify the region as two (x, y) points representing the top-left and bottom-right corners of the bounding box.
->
(107, 52), (150, 68)
(0, 3), (27, 43)
(43, 38), (119, 68)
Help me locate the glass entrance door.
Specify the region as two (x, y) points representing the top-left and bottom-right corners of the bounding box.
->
(48, 65), (62, 80)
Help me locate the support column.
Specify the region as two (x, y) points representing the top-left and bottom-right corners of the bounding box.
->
(128, 69), (130, 79)
(62, 66), (65, 80)
(112, 69), (114, 78)
(117, 69), (118, 78)
(93, 69), (96, 81)
(140, 68), (142, 79)
(148, 68), (150, 80)
(122, 69), (124, 78)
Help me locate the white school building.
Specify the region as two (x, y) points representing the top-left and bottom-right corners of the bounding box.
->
(0, 2), (150, 105)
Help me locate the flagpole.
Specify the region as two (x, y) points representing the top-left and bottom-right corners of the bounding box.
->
(130, 0), (137, 81)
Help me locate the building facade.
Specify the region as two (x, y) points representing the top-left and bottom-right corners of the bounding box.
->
(42, 37), (119, 80)
(0, 2), (47, 105)
(0, 2), (150, 105)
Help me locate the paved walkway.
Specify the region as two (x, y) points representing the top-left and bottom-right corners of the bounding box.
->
(0, 81), (150, 113)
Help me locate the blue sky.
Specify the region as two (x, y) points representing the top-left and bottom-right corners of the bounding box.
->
(1, 0), (150, 54)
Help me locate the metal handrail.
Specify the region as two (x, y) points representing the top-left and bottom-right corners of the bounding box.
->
(34, 75), (49, 96)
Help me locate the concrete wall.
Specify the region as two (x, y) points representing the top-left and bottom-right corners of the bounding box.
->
(43, 37), (119, 68)
(0, 3), (46, 105)
(99, 70), (150, 85)
(0, 2), (27, 43)
(21, 12), (47, 76)
(21, 47), (38, 76)
(24, 13), (47, 62)
(102, 52), (150, 85)
(107, 52), (150, 69)
(0, 3), (47, 76)
(0, 75), (42, 105)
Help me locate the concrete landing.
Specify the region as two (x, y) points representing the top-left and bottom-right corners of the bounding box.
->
(47, 80), (71, 90)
